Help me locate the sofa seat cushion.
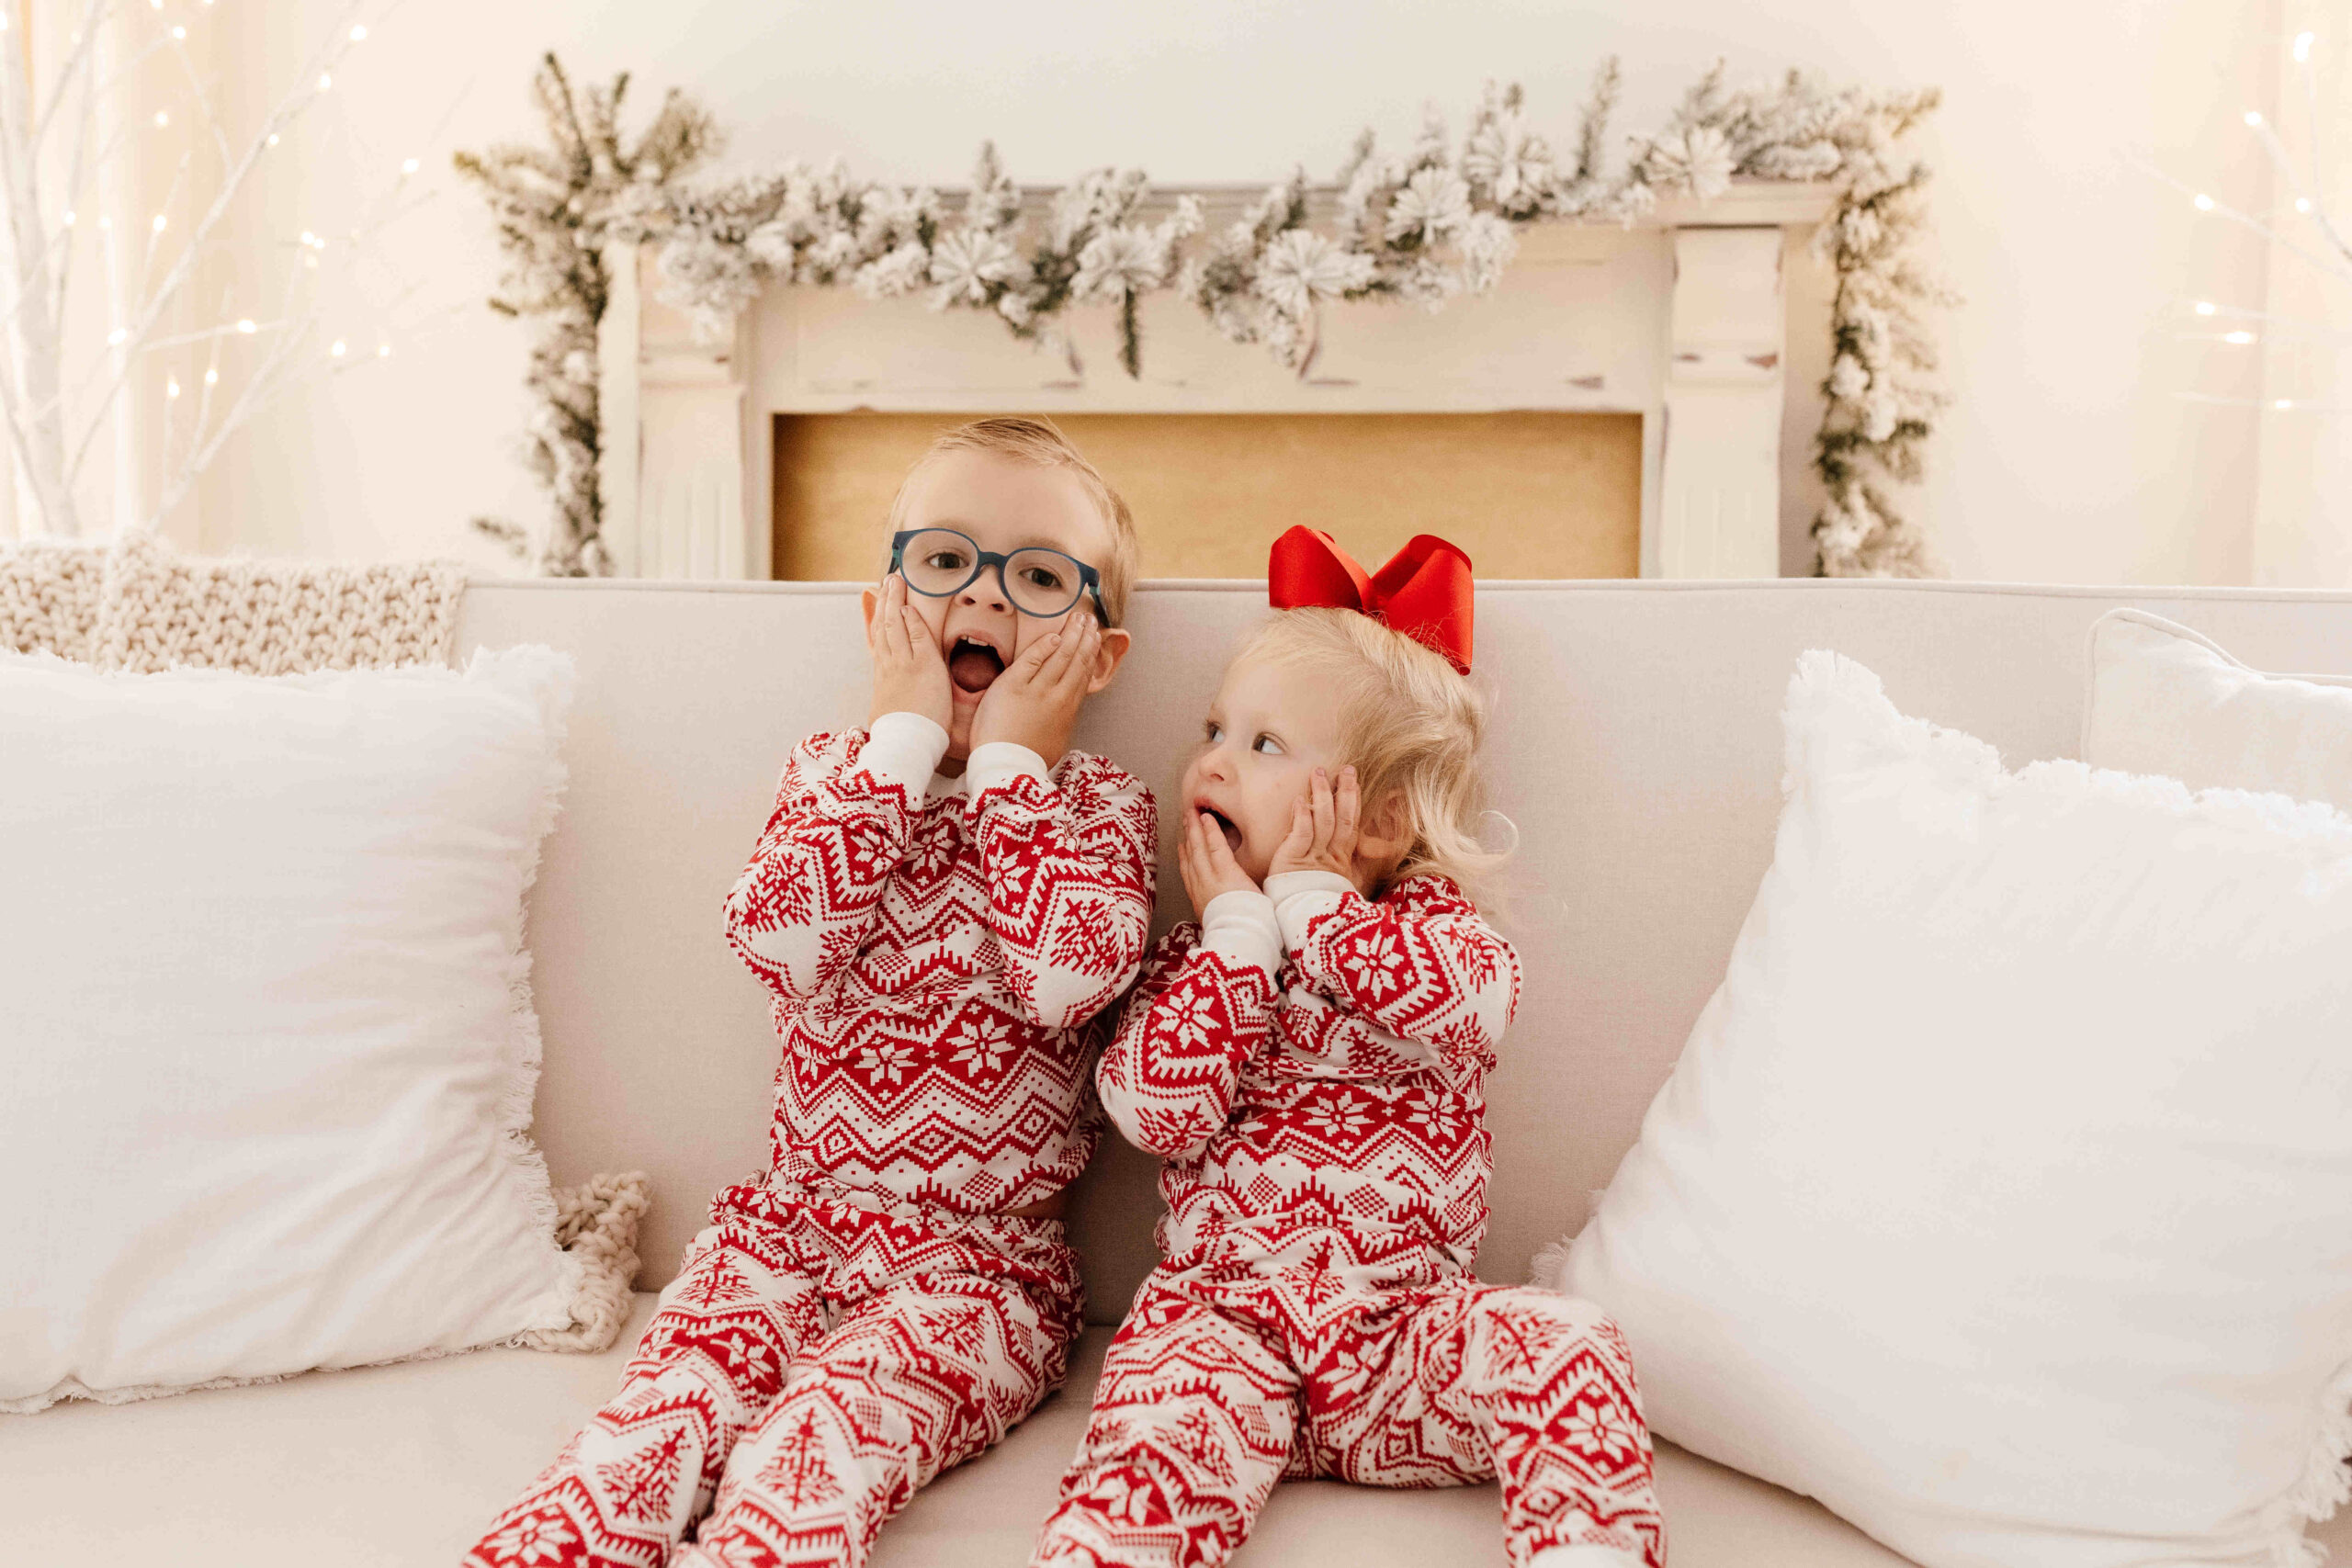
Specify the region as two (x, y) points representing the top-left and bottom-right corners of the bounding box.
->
(10, 1292), (2342, 1565)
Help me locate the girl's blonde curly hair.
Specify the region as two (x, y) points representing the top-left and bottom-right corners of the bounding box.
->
(1238, 606), (1505, 902)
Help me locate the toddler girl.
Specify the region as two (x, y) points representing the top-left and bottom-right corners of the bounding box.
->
(1032, 527), (1664, 1568)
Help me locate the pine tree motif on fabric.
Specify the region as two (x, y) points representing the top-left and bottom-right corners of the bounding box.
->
(762, 1409), (846, 1510)
(597, 1427), (690, 1524)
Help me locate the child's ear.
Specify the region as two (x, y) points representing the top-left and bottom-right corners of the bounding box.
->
(1083, 626), (1133, 696)
(1353, 789), (1412, 868)
(861, 586), (880, 630)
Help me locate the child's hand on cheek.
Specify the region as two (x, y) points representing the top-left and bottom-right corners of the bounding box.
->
(970, 615), (1100, 765)
(867, 574), (953, 732)
(1179, 808), (1261, 912)
(1268, 765), (1360, 882)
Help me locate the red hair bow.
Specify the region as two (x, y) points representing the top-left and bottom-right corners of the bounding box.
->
(1267, 525), (1476, 673)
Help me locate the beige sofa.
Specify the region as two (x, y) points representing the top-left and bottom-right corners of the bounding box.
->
(8, 577), (2352, 1567)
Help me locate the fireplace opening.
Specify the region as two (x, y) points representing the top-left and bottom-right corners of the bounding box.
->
(772, 411), (1642, 583)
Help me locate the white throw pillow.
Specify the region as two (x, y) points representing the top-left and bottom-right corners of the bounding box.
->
(1, 646), (583, 1412)
(1551, 650), (2352, 1568)
(2082, 607), (2352, 814)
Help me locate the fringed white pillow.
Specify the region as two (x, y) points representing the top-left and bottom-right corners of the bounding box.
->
(1551, 650), (2352, 1568)
(0, 647), (623, 1412)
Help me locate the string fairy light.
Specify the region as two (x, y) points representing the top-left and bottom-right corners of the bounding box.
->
(2164, 26), (2350, 413)
(0, 0), (418, 541)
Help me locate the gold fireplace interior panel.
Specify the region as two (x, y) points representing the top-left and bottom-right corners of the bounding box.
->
(772, 411), (1643, 584)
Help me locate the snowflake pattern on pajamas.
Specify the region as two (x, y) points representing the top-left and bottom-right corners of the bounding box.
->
(1038, 875), (1664, 1568)
(468, 727), (1153, 1568)
(724, 729), (1158, 1214)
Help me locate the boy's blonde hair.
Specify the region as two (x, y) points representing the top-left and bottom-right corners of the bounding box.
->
(887, 417), (1141, 626)
(1238, 606), (1504, 900)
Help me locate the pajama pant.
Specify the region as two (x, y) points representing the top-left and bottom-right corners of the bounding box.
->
(466, 1179), (1083, 1568)
(1032, 1223), (1664, 1568)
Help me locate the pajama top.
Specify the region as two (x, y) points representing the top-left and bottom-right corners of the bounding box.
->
(723, 713), (1158, 1215)
(1094, 869), (1522, 1269)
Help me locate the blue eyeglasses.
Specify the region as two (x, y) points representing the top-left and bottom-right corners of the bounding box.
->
(888, 528), (1109, 624)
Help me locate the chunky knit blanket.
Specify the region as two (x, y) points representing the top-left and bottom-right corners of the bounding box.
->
(0, 533), (650, 1355)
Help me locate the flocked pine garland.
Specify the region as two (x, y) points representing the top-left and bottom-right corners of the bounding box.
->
(462, 56), (1951, 578)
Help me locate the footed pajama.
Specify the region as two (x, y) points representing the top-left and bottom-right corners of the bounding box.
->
(466, 1181), (1082, 1568)
(1038, 870), (1664, 1568)
(469, 716), (1155, 1567)
(1032, 1224), (1661, 1568)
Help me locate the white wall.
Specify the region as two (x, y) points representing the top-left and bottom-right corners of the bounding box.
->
(171, 0), (2333, 585)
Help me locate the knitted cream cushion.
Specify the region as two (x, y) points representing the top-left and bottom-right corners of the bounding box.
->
(93, 533), (467, 674)
(0, 539), (104, 660)
(1554, 651), (2352, 1568)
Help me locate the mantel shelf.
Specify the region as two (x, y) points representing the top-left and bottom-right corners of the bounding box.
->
(599, 181), (1836, 581)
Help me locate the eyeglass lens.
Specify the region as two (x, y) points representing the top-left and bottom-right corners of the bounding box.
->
(899, 529), (1086, 616)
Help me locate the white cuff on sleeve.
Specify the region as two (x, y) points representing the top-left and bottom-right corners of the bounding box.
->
(1199, 889), (1283, 979)
(1262, 869), (1356, 952)
(860, 712), (951, 792)
(964, 740), (1052, 800)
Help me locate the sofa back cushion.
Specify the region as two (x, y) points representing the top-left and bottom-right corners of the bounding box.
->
(454, 580), (2352, 1316)
(2083, 606), (2352, 813)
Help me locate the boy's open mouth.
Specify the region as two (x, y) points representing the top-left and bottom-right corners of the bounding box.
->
(948, 634), (1006, 695)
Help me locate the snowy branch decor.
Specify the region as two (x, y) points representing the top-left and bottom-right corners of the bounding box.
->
(454, 55), (716, 576)
(0, 1), (405, 541)
(467, 59), (1950, 577)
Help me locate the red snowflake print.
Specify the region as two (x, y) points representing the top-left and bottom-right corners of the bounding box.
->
(1341, 929), (1408, 999)
(1298, 1092), (1374, 1142)
(478, 1508), (579, 1564)
(1561, 1397), (1639, 1464)
(948, 1016), (1013, 1074)
(1159, 987), (1220, 1052)
(852, 1037), (918, 1089)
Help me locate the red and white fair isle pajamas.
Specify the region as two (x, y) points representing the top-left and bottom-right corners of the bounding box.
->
(1033, 872), (1664, 1568)
(467, 714), (1156, 1568)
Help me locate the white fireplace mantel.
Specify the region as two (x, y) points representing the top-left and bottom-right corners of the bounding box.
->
(596, 181), (1835, 582)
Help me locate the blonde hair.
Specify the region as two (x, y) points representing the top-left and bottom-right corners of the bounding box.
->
(1238, 606), (1504, 901)
(886, 417), (1140, 626)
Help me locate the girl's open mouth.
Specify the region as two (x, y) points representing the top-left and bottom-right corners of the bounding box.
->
(1199, 807), (1244, 855)
(948, 635), (1006, 694)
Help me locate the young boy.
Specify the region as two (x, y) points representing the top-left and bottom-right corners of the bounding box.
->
(467, 418), (1158, 1568)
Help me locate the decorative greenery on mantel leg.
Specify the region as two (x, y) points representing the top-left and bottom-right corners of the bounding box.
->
(462, 57), (1949, 578)
(454, 56), (715, 577)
